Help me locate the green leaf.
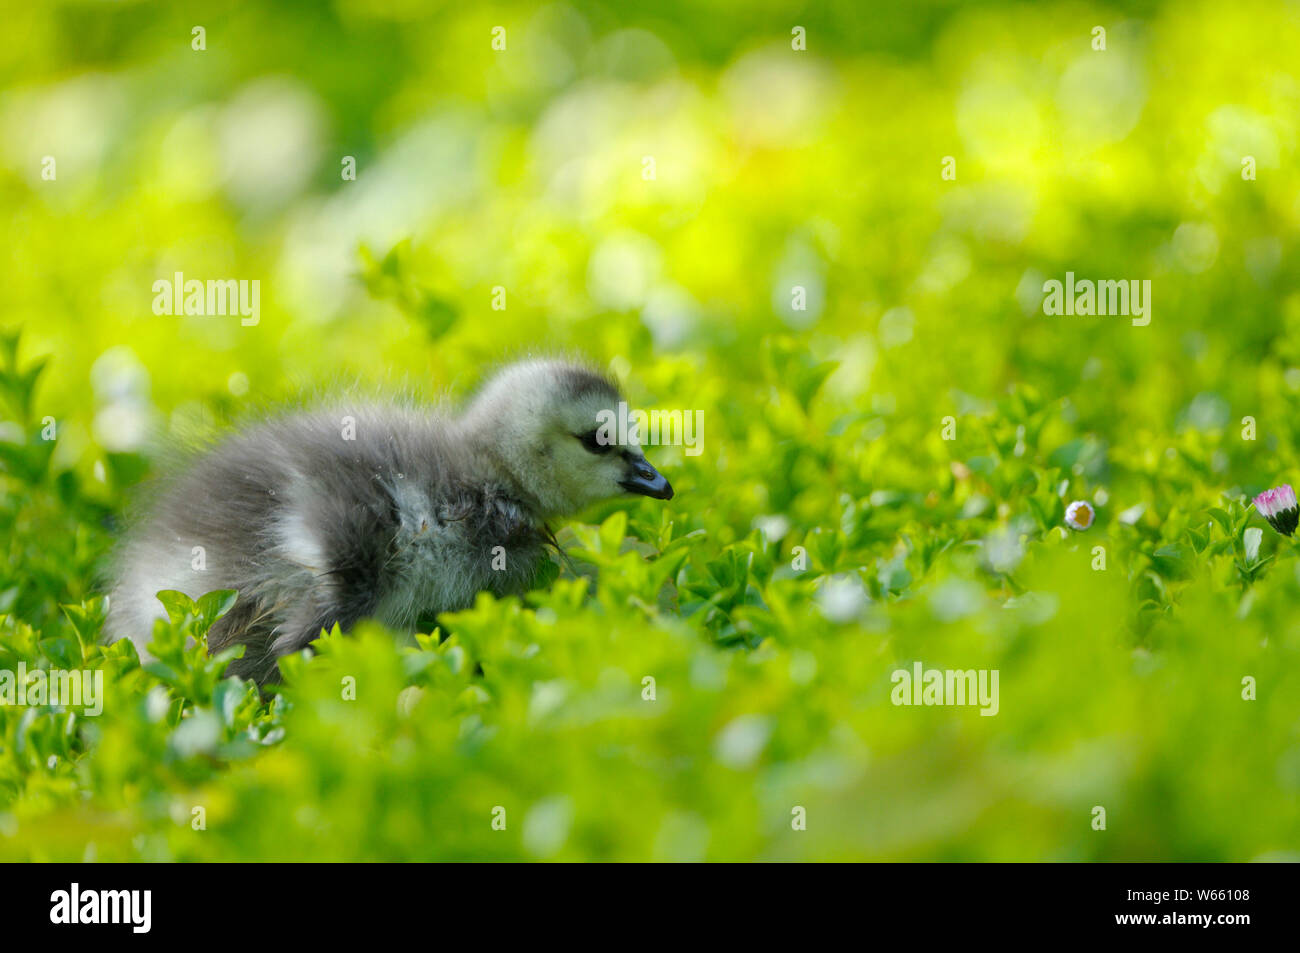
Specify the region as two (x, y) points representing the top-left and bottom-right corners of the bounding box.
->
(155, 590), (195, 624)
(1207, 508), (1233, 536)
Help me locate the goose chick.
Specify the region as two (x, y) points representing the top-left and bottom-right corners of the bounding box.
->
(107, 360), (674, 684)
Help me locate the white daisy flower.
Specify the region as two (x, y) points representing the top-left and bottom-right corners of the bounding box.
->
(1064, 500), (1095, 531)
(1254, 484), (1298, 536)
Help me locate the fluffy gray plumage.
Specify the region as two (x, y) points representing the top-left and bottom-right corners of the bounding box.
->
(106, 359), (674, 684)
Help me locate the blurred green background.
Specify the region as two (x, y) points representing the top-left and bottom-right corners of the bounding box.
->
(1, 0), (1299, 860)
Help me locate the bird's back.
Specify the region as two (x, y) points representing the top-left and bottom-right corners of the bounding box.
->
(108, 402), (545, 683)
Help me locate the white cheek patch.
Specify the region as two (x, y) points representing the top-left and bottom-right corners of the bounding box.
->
(579, 458), (627, 504)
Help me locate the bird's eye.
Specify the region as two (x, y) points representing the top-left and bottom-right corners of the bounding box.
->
(575, 430), (612, 455)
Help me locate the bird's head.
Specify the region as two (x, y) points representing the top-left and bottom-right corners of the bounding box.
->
(459, 359), (674, 517)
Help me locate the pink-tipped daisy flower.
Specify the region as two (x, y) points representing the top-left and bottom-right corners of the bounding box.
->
(1064, 500), (1095, 531)
(1254, 484), (1299, 537)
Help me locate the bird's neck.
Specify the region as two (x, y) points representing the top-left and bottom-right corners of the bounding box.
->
(456, 430), (550, 522)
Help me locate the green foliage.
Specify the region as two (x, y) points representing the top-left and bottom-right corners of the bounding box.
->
(3, 333), (1298, 859)
(2, 0), (1300, 860)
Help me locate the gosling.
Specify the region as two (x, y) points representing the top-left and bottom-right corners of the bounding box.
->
(106, 359), (674, 684)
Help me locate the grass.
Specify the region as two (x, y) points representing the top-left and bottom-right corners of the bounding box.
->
(2, 0), (1300, 861)
(3, 329), (1298, 860)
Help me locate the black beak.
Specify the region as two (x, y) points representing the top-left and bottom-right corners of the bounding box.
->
(621, 456), (674, 500)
